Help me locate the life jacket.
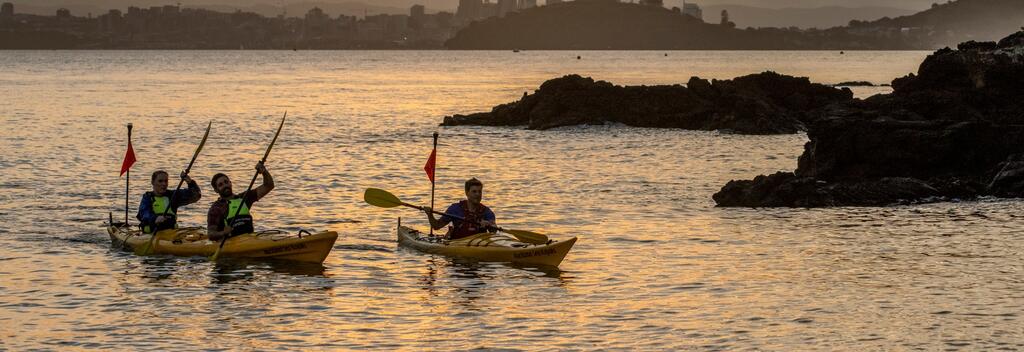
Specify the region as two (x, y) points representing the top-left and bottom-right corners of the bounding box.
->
(447, 200), (490, 240)
(142, 192), (177, 234)
(224, 196), (254, 236)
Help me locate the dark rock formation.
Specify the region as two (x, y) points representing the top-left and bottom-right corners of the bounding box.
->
(442, 72), (852, 135)
(713, 172), (942, 207)
(834, 81), (876, 87)
(715, 31), (1024, 207)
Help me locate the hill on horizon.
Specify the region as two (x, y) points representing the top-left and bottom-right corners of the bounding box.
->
(446, 0), (1022, 50)
(6, 0), (418, 18)
(848, 0), (1024, 46)
(703, 5), (916, 29)
(445, 1), (851, 50)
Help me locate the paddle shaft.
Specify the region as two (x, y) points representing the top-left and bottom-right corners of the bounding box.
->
(364, 187), (548, 244)
(246, 113), (285, 192)
(214, 113), (286, 257)
(404, 201), (507, 233)
(157, 122), (211, 221)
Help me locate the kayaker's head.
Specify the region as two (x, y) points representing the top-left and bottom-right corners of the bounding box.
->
(151, 170), (169, 195)
(464, 178), (483, 206)
(211, 173), (233, 198)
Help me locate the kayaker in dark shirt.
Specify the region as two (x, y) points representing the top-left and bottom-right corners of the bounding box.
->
(424, 178), (496, 240)
(137, 170), (202, 234)
(206, 161), (274, 241)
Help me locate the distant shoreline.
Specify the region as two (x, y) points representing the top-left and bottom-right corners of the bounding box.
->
(0, 48), (936, 51)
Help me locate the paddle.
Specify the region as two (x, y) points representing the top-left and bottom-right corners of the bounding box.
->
(139, 121), (212, 255)
(363, 188), (549, 244)
(211, 113), (286, 261)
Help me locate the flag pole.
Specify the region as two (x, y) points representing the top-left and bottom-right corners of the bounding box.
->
(125, 123), (132, 226)
(429, 132), (438, 237)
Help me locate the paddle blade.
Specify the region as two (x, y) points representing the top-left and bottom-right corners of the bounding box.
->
(210, 244), (224, 261)
(190, 121), (212, 161)
(261, 113), (286, 162)
(137, 235), (157, 256)
(364, 188), (403, 208)
(503, 229), (549, 245)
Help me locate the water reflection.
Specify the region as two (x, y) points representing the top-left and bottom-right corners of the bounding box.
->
(415, 254), (572, 313)
(2, 51), (1021, 350)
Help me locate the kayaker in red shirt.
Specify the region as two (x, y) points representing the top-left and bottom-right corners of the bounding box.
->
(206, 161), (274, 241)
(423, 178), (496, 240)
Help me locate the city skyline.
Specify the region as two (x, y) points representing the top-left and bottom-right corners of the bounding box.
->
(1, 0), (941, 30)
(11, 0), (938, 13)
(3, 0), (1016, 50)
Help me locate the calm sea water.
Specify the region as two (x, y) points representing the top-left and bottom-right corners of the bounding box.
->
(1, 50), (1022, 351)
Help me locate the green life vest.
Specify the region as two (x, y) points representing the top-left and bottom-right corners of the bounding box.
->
(143, 193), (177, 234)
(224, 196), (253, 236)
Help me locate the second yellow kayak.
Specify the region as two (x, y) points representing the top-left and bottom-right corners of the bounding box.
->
(397, 225), (576, 267)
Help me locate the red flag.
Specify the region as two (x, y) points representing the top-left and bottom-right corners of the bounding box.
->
(120, 141), (136, 176)
(424, 148), (436, 183)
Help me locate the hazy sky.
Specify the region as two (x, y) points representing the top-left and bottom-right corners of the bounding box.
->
(414, 0), (935, 11)
(27, 0), (937, 12)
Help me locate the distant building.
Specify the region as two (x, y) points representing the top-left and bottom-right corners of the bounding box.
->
(56, 8), (71, 18)
(456, 0), (482, 21)
(519, 0), (537, 9)
(720, 9), (735, 28)
(162, 5), (179, 15)
(304, 7), (330, 38)
(1, 2), (13, 17)
(682, 2), (702, 21)
(640, 0), (664, 6)
(97, 9), (124, 32)
(410, 4), (425, 19)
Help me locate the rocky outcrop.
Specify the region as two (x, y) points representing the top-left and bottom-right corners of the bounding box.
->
(713, 172), (943, 207)
(715, 31), (1024, 207)
(834, 81), (876, 87)
(442, 72), (852, 135)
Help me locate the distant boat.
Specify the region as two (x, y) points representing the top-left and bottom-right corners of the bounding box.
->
(513, 49), (520, 53)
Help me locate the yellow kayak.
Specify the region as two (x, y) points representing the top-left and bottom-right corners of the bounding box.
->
(108, 226), (338, 263)
(397, 225), (577, 267)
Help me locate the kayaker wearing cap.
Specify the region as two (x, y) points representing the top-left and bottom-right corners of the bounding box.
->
(423, 178), (496, 240)
(137, 170), (202, 234)
(206, 161), (274, 241)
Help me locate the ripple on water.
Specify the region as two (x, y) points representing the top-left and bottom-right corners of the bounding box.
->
(2, 50), (1022, 350)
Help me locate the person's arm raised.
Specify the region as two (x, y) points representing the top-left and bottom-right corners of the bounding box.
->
(254, 161), (274, 201)
(182, 171), (202, 204)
